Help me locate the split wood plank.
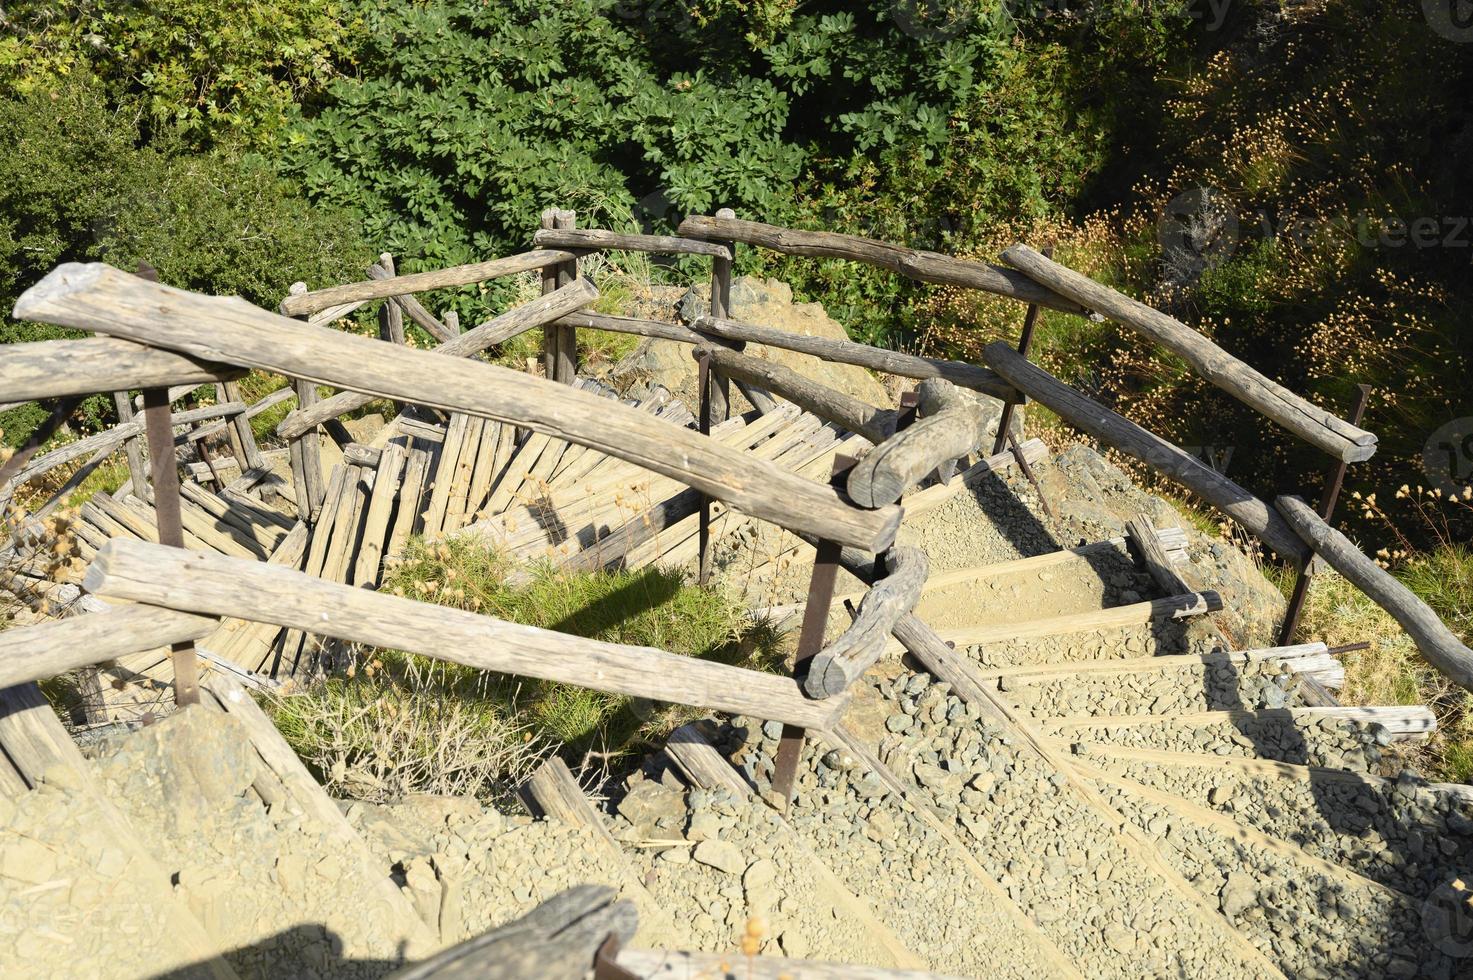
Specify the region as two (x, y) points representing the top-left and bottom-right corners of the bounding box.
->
(0, 337), (243, 402)
(353, 444), (408, 588)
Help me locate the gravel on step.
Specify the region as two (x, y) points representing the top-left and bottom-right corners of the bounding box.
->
(842, 668), (1266, 979)
(347, 794), (683, 949)
(719, 719), (1069, 978)
(1087, 754), (1473, 901)
(961, 619), (1220, 670)
(1093, 781), (1458, 980)
(1009, 659), (1307, 718)
(606, 770), (896, 966)
(1058, 715), (1387, 771)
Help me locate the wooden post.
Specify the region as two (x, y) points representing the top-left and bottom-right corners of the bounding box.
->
(554, 210), (579, 383)
(770, 454), (856, 808)
(705, 207), (736, 425)
(291, 378), (325, 523)
(139, 386), (200, 706)
(1278, 384), (1373, 645)
(991, 246), (1049, 457)
(539, 209), (560, 380)
(112, 390), (150, 502)
(377, 252), (407, 415)
(697, 350), (713, 585)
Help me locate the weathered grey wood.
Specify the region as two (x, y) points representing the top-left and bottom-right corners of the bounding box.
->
(693, 315), (1015, 401)
(984, 342), (1310, 566)
(0, 681), (92, 787)
(291, 379), (326, 522)
(0, 337), (243, 401)
(557, 310), (717, 345)
(0, 420), (140, 497)
(704, 207), (737, 426)
(846, 379), (984, 508)
(377, 252), (407, 346)
(386, 885), (635, 980)
(663, 722), (753, 798)
(366, 262), (456, 344)
(21, 264), (900, 551)
(551, 209), (579, 384)
(280, 250), (577, 316)
(1126, 513), (1193, 599)
(387, 447), (432, 559)
(693, 345), (896, 443)
(518, 757), (618, 849)
(201, 674), (439, 957)
(277, 279), (599, 440)
(219, 380), (266, 473)
(188, 386), (297, 445)
(533, 227), (733, 260)
(354, 444), (407, 588)
(87, 539), (849, 729)
(1001, 245), (1377, 462)
(1275, 494), (1473, 689)
(805, 546), (928, 698)
(109, 389), (151, 503)
(0, 606), (216, 689)
(617, 949), (966, 980)
(679, 214), (1085, 315)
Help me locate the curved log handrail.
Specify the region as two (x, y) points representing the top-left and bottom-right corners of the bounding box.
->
(1002, 245), (1377, 463)
(18, 264), (899, 551)
(983, 341), (1311, 567)
(678, 214), (1086, 315)
(804, 545), (929, 698)
(845, 379), (985, 508)
(692, 344), (897, 444)
(276, 278), (599, 439)
(1275, 494), (1473, 690)
(278, 249), (577, 317)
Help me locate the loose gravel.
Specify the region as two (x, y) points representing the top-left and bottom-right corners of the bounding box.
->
(1057, 714), (1388, 771)
(1007, 658), (1307, 718)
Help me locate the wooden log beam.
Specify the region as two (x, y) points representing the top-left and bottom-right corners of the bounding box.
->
(983, 341), (1310, 566)
(693, 315), (1015, 401)
(21, 263), (898, 550)
(279, 250), (577, 316)
(390, 885), (636, 980)
(663, 722), (754, 798)
(846, 379), (985, 508)
(0, 605), (217, 689)
(1001, 245), (1377, 463)
(617, 949), (967, 980)
(0, 338), (243, 402)
(533, 227), (732, 260)
(276, 279), (599, 440)
(85, 539), (847, 729)
(365, 262), (456, 343)
(1125, 513), (1193, 599)
(1275, 494), (1473, 689)
(804, 546), (928, 698)
(678, 215), (1085, 315)
(693, 344), (896, 444)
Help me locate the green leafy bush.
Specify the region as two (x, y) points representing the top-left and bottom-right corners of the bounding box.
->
(0, 75), (369, 446)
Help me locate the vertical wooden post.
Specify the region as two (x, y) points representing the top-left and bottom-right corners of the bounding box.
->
(139, 387), (200, 706)
(696, 350), (713, 585)
(1278, 384), (1374, 645)
(991, 246), (1049, 457)
(292, 380), (326, 523)
(770, 455), (858, 808)
(553, 209), (579, 384)
(377, 252), (407, 347)
(539, 208), (561, 381)
(219, 380), (265, 475)
(112, 390), (150, 502)
(705, 207), (736, 425)
(443, 309), (461, 335)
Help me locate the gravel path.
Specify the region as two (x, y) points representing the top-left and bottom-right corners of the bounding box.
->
(1052, 714), (1388, 770)
(1005, 658), (1307, 718)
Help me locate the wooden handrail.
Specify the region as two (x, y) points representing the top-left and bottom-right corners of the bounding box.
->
(983, 341), (1310, 566)
(678, 214), (1087, 315)
(693, 344), (897, 444)
(1001, 245), (1378, 463)
(804, 546), (928, 698)
(84, 539), (848, 729)
(0, 338), (244, 402)
(0, 605), (218, 689)
(846, 379), (985, 508)
(532, 227), (733, 260)
(276, 278), (599, 439)
(1275, 494), (1473, 690)
(17, 263), (901, 551)
(692, 315), (1016, 401)
(277, 249), (577, 316)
